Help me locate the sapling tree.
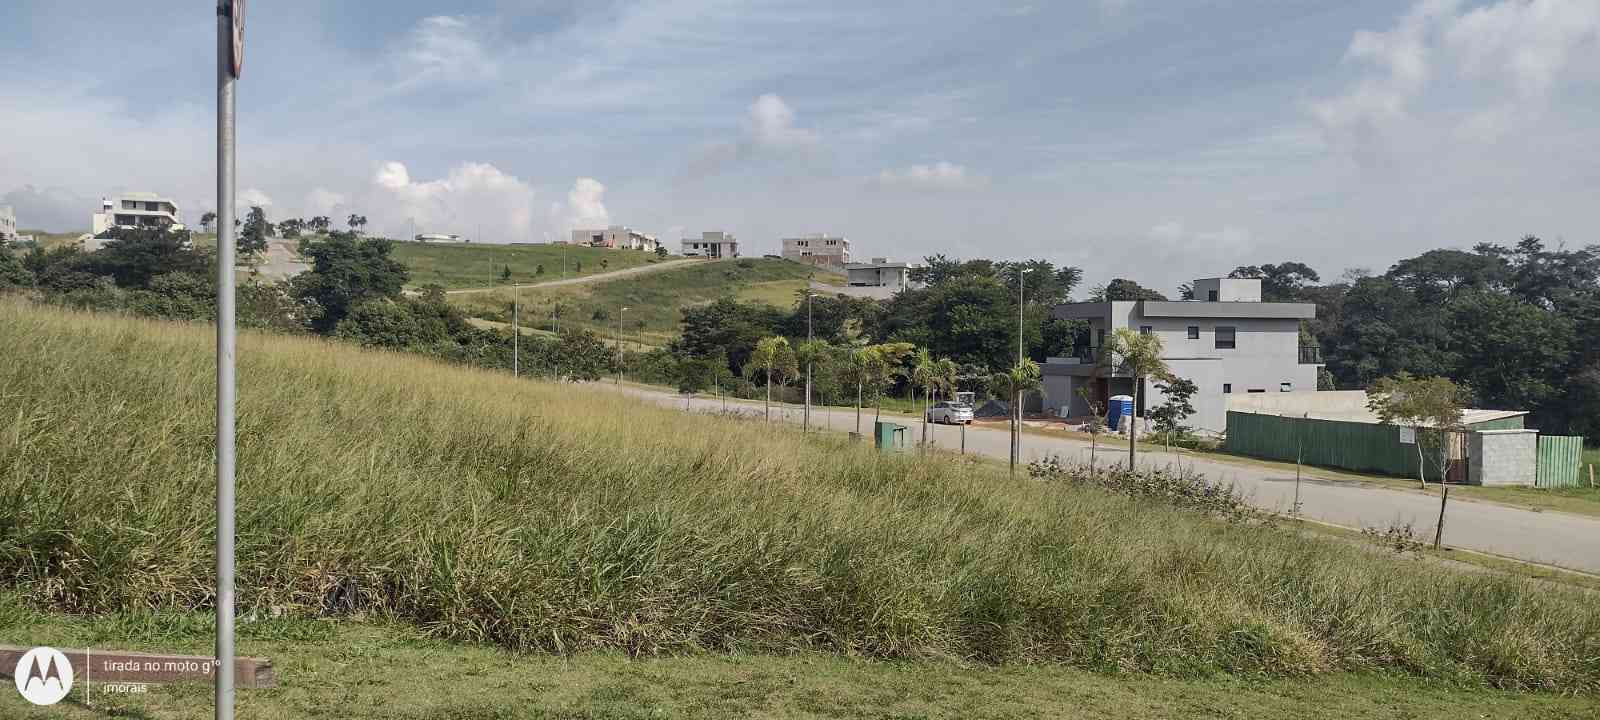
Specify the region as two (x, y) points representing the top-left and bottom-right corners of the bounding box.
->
(1365, 372), (1467, 489)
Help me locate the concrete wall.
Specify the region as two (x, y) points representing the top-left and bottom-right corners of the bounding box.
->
(1470, 430), (1538, 487)
(1145, 358), (1225, 432)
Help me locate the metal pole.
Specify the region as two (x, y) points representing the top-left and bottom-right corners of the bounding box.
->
(1018, 267), (1025, 365)
(1293, 412), (1305, 516)
(616, 306), (626, 384)
(805, 292), (813, 434)
(214, 4), (237, 718)
(512, 284), (520, 377)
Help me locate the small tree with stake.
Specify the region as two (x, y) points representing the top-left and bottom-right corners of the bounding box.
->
(1366, 372), (1468, 549)
(988, 360), (1042, 476)
(1150, 376), (1199, 450)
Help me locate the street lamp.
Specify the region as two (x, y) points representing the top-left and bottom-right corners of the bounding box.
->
(804, 289), (817, 433)
(1018, 267), (1034, 365)
(616, 306), (629, 384)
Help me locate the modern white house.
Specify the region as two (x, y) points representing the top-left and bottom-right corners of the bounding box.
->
(0, 205), (16, 244)
(1039, 277), (1322, 433)
(570, 225), (658, 251)
(782, 233), (850, 269)
(91, 193), (183, 235)
(681, 230), (739, 258)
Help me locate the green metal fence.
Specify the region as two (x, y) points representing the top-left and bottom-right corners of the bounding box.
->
(1536, 435), (1583, 488)
(1225, 412), (1422, 478)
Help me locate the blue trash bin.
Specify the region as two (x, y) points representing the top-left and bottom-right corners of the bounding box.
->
(1106, 394), (1134, 431)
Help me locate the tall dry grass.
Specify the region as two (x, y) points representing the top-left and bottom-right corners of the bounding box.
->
(1, 298), (1597, 691)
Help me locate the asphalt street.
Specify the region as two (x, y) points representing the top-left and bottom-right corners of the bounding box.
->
(613, 383), (1600, 574)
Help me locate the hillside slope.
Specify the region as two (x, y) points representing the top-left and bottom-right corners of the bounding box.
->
(452, 257), (842, 344)
(390, 241), (665, 289)
(1, 299), (1597, 692)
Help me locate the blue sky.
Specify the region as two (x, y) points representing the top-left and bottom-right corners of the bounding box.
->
(3, 0), (1597, 293)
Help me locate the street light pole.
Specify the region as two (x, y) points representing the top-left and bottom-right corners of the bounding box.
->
(214, 3), (241, 718)
(1015, 267), (1034, 471)
(804, 290), (814, 434)
(616, 306), (628, 384)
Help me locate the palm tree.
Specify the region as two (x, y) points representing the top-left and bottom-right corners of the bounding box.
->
(865, 342), (915, 426)
(747, 336), (795, 422)
(841, 347), (876, 437)
(911, 348), (936, 447)
(988, 360), (1042, 476)
(1100, 328), (1173, 471)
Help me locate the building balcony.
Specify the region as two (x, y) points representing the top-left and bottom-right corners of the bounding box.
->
(1299, 346), (1323, 364)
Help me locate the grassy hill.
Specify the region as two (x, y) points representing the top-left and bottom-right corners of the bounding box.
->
(3, 298), (1599, 704)
(453, 257), (843, 344)
(390, 241), (666, 289)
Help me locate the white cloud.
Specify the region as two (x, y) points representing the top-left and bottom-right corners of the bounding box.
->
(399, 16), (499, 85)
(303, 188), (349, 217)
(688, 94), (820, 176)
(369, 161), (539, 242)
(747, 94), (817, 150)
(876, 161), (986, 190)
(1311, 0), (1600, 157)
(239, 188), (274, 208)
(553, 177), (611, 232)
(1147, 221), (1254, 254)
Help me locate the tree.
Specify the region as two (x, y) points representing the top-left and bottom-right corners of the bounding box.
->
(1366, 373), (1467, 489)
(1229, 262), (1322, 302)
(277, 217), (305, 239)
(1100, 328), (1173, 470)
(675, 297), (785, 374)
(987, 360), (1041, 475)
(80, 227), (210, 289)
(500, 265), (513, 283)
(1149, 376), (1198, 448)
(911, 348), (937, 447)
(795, 338), (831, 433)
(536, 263), (545, 276)
(866, 342), (914, 425)
(601, 258), (609, 271)
(308, 216), (332, 234)
(747, 336), (796, 422)
(0, 244), (34, 290)
(1090, 278), (1167, 302)
(240, 205), (272, 259)
(199, 211), (217, 233)
(291, 232), (409, 332)
(346, 214), (368, 233)
(655, 246), (668, 258)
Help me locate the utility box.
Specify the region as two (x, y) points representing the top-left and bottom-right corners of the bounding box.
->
(874, 421), (907, 452)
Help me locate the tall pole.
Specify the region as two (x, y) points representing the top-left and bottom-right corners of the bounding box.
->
(616, 306), (627, 384)
(214, 3), (238, 718)
(512, 284), (520, 377)
(804, 291), (813, 434)
(1015, 267), (1031, 470)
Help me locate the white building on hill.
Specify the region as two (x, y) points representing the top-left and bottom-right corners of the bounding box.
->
(91, 192), (183, 235)
(681, 230), (739, 258)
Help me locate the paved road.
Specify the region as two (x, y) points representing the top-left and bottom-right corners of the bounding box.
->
(445, 257), (716, 295)
(610, 384), (1600, 574)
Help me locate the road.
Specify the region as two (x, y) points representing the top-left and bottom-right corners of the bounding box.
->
(612, 383), (1600, 574)
(444, 257), (716, 295)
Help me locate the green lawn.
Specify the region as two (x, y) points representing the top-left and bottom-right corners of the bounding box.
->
(391, 241), (666, 289)
(453, 258), (841, 344)
(3, 604), (1590, 719)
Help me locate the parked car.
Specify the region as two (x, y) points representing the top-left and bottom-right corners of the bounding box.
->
(925, 401), (974, 425)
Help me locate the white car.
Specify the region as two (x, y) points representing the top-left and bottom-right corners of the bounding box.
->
(925, 401), (974, 425)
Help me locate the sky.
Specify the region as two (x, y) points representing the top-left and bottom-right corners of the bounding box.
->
(2, 0), (1597, 295)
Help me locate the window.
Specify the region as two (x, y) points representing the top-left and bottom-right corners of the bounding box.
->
(1223, 383), (1232, 394)
(145, 202), (160, 211)
(1207, 290), (1218, 301)
(1139, 325), (1152, 335)
(1215, 326), (1236, 349)
(1186, 326), (1199, 339)
(1280, 382), (1293, 392)
(1248, 389), (1267, 393)
(122, 200), (137, 209)
(1096, 328), (1105, 347)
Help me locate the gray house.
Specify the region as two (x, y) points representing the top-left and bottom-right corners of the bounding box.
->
(1040, 277), (1322, 433)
